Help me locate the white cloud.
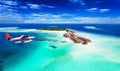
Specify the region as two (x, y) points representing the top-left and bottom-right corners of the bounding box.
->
(32, 13), (41, 17)
(31, 13), (73, 19)
(6, 1), (17, 5)
(24, 18), (75, 23)
(0, 12), (23, 23)
(0, 4), (16, 12)
(19, 6), (28, 9)
(73, 17), (120, 24)
(27, 3), (56, 9)
(0, 12), (119, 24)
(86, 8), (111, 13)
(40, 4), (56, 8)
(69, 0), (85, 5)
(31, 13), (60, 19)
(86, 8), (98, 12)
(24, 13), (120, 24)
(79, 0), (86, 5)
(27, 4), (40, 9)
(0, 0), (18, 5)
(99, 9), (110, 13)
(24, 13), (75, 23)
(0, 4), (8, 11)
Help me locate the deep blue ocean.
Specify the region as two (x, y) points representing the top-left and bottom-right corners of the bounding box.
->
(0, 24), (120, 36)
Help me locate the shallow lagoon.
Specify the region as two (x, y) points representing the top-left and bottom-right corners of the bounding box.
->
(0, 29), (120, 71)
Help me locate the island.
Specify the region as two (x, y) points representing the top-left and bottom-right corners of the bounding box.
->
(37, 27), (91, 45)
(37, 27), (67, 31)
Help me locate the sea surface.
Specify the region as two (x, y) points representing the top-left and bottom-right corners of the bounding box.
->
(0, 24), (120, 71)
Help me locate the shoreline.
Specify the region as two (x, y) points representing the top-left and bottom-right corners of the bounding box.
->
(36, 27), (67, 31)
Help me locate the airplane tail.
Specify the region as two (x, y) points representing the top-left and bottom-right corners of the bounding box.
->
(5, 33), (12, 40)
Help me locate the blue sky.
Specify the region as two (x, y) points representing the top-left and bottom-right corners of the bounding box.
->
(0, 0), (120, 24)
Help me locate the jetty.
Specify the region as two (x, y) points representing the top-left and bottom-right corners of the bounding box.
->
(63, 30), (91, 45)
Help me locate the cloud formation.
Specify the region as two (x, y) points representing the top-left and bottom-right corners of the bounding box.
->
(73, 17), (120, 23)
(0, 12), (23, 23)
(24, 13), (75, 23)
(27, 3), (56, 9)
(99, 9), (111, 13)
(40, 4), (56, 8)
(0, 0), (119, 24)
(27, 4), (40, 9)
(86, 8), (111, 13)
(69, 0), (86, 5)
(22, 13), (120, 24)
(0, 2), (118, 24)
(0, 4), (16, 13)
(0, 11), (120, 24)
(0, 0), (18, 5)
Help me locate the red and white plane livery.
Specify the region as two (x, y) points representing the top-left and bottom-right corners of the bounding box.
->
(5, 33), (35, 43)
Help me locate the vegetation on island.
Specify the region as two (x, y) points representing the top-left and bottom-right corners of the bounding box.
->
(37, 27), (67, 31)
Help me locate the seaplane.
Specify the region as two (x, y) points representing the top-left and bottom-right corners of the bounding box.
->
(5, 33), (35, 43)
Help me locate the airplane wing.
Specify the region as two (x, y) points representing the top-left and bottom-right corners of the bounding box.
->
(10, 37), (22, 41)
(28, 36), (35, 39)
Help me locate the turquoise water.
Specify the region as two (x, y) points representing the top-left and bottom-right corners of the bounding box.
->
(1, 29), (120, 71)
